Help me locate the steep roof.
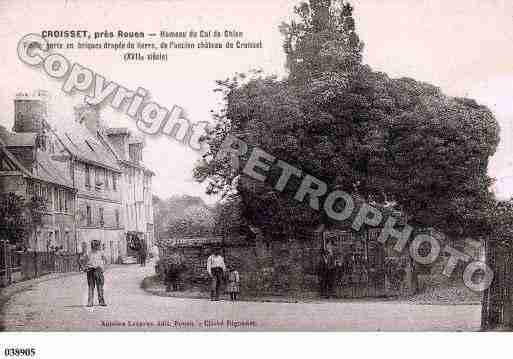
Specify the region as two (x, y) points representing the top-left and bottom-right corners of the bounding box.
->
(0, 137), (33, 178)
(120, 160), (155, 176)
(0, 127), (37, 147)
(34, 152), (74, 188)
(0, 137), (73, 189)
(45, 115), (121, 172)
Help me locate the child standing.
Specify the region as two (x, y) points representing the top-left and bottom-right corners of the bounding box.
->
(226, 266), (240, 301)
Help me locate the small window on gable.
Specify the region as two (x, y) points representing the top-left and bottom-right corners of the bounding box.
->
(85, 140), (95, 153)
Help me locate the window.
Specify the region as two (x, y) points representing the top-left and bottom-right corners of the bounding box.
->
(104, 169), (109, 189)
(99, 207), (104, 227)
(42, 185), (48, 203)
(115, 209), (120, 228)
(59, 190), (65, 212)
(113, 174), (117, 191)
(26, 182), (33, 196)
(55, 190), (60, 211)
(34, 182), (41, 198)
(85, 165), (91, 188)
(64, 192), (70, 213)
(48, 186), (54, 210)
(86, 205), (92, 226)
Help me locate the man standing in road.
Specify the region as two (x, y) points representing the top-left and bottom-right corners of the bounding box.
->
(139, 241), (147, 267)
(80, 240), (107, 307)
(207, 247), (226, 301)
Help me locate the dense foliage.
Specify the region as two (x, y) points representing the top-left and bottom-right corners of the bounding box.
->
(0, 193), (46, 247)
(153, 195), (215, 238)
(195, 0), (500, 239)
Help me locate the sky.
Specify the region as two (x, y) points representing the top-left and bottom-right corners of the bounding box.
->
(0, 0), (512, 204)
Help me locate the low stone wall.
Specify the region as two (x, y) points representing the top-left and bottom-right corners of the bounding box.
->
(157, 231), (416, 298)
(157, 234), (325, 297)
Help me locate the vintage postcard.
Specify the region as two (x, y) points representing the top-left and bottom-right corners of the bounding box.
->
(0, 0), (513, 338)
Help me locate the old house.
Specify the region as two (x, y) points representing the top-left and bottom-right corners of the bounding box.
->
(45, 104), (125, 263)
(0, 91), (76, 252)
(1, 90), (155, 263)
(105, 128), (155, 257)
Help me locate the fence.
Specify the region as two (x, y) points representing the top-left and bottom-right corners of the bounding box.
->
(0, 240), (80, 287)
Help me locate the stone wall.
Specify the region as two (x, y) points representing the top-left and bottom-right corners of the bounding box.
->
(158, 234), (324, 298)
(158, 229), (417, 298)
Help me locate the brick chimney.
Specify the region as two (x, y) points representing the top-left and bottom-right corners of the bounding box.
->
(13, 90), (49, 133)
(74, 104), (102, 134)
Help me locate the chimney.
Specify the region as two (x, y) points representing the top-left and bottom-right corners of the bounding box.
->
(13, 90), (49, 133)
(74, 104), (102, 134)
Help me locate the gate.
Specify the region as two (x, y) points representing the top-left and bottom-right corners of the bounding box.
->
(323, 228), (412, 298)
(323, 229), (385, 298)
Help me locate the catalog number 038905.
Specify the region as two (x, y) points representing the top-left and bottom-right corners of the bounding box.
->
(4, 348), (36, 357)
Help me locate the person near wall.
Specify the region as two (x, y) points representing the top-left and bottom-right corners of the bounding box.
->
(139, 240), (147, 267)
(318, 245), (336, 299)
(226, 265), (240, 301)
(79, 240), (107, 307)
(165, 251), (186, 292)
(206, 247), (226, 301)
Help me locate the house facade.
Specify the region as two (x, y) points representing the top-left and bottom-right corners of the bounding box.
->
(105, 128), (155, 256)
(0, 90), (154, 262)
(1, 93), (76, 252)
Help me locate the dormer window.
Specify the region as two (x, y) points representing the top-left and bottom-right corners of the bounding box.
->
(85, 140), (95, 152)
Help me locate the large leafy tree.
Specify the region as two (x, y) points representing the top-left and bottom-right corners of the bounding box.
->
(0, 193), (28, 246)
(154, 195), (215, 239)
(195, 0), (499, 240)
(0, 193), (46, 247)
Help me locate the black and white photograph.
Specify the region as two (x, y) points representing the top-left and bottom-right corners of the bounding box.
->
(0, 0), (512, 354)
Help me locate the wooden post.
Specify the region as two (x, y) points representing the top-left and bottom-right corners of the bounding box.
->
(1, 241), (7, 286)
(5, 243), (12, 285)
(34, 251), (38, 278)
